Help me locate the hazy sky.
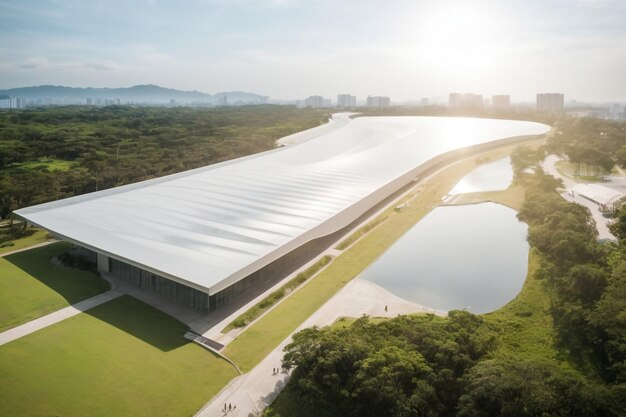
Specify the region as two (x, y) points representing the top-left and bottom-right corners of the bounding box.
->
(1, 0), (625, 102)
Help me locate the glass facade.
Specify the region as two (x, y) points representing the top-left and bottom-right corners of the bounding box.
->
(108, 258), (210, 311)
(71, 246), (98, 264)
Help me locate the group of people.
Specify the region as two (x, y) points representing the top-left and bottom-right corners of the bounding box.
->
(272, 366), (285, 375)
(223, 403), (236, 413)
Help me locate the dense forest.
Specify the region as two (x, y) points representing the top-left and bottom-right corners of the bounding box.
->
(0, 105), (330, 221)
(266, 124), (626, 417)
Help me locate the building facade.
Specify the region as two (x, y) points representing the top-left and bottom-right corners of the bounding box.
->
(366, 96), (390, 107)
(337, 94), (356, 108)
(449, 93), (483, 109)
(492, 95), (511, 109)
(536, 93), (564, 112)
(0, 96), (26, 110)
(304, 95), (326, 108)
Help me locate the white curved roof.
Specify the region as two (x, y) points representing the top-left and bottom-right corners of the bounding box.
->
(16, 115), (549, 294)
(571, 183), (624, 206)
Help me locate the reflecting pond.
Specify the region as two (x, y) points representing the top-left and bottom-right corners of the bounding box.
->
(449, 157), (513, 195)
(360, 203), (528, 314)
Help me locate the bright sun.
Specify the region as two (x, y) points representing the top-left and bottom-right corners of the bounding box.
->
(410, 5), (504, 79)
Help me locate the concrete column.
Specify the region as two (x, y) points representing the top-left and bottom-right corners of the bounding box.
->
(97, 253), (110, 273)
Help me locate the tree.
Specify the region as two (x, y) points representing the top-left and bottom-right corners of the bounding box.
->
(457, 358), (614, 417)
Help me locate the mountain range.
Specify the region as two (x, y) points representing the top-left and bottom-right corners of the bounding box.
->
(0, 84), (268, 104)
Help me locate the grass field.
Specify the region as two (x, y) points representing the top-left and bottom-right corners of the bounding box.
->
(446, 183), (527, 210)
(0, 242), (109, 331)
(555, 160), (606, 182)
(483, 250), (559, 361)
(0, 227), (50, 255)
(11, 158), (76, 171)
(0, 295), (238, 417)
(224, 140), (537, 372)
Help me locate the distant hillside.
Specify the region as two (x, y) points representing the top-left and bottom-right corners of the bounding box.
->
(0, 84), (268, 104)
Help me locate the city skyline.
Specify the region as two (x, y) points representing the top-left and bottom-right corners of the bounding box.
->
(1, 0), (625, 102)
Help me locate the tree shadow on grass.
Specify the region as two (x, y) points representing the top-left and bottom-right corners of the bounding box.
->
(4, 242), (110, 304)
(82, 295), (189, 352)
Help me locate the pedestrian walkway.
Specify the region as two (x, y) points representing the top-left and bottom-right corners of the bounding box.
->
(0, 240), (56, 258)
(0, 289), (122, 346)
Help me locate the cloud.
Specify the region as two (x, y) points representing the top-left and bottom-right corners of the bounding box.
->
(576, 0), (610, 8)
(135, 46), (171, 64)
(18, 57), (49, 69)
(84, 61), (121, 71)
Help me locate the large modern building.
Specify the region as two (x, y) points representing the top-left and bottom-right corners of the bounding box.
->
(16, 116), (550, 313)
(537, 93), (564, 112)
(366, 96), (391, 107)
(0, 96), (26, 110)
(337, 94), (357, 108)
(492, 95), (511, 109)
(303, 95), (326, 108)
(449, 93), (484, 109)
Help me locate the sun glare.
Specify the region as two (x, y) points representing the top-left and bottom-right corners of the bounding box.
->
(411, 6), (503, 78)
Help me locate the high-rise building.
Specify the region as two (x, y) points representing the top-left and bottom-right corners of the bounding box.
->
(0, 96), (25, 110)
(304, 95), (325, 108)
(492, 95), (511, 109)
(449, 93), (463, 108)
(449, 93), (483, 109)
(217, 95), (228, 106)
(536, 93), (564, 112)
(337, 94), (357, 108)
(366, 96), (390, 108)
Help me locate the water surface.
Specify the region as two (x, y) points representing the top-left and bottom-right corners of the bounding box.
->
(450, 157), (513, 195)
(361, 203), (528, 314)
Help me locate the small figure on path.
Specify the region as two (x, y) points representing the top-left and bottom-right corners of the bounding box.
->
(229, 403), (232, 411)
(384, 305), (388, 312)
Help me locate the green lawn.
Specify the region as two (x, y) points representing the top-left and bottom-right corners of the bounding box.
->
(0, 295), (238, 417)
(448, 183), (527, 210)
(12, 158), (76, 171)
(224, 140), (538, 372)
(0, 242), (110, 331)
(0, 228), (50, 255)
(555, 160), (606, 182)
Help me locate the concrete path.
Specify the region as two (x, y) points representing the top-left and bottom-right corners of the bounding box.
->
(0, 240), (56, 258)
(542, 154), (577, 189)
(0, 289), (122, 346)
